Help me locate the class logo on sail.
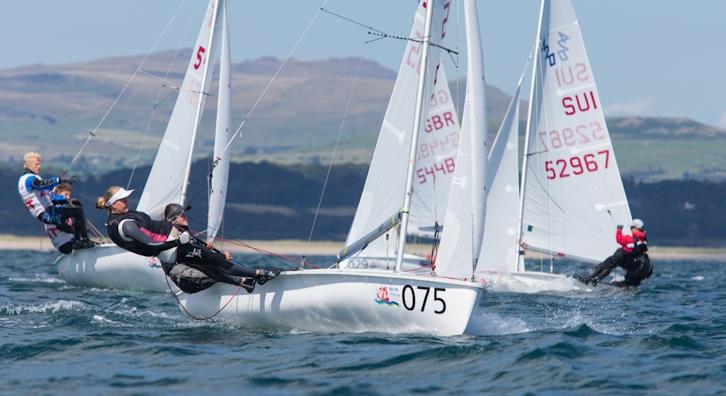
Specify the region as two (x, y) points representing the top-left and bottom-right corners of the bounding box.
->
(374, 286), (400, 307)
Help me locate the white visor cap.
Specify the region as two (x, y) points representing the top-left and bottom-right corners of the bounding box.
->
(106, 188), (134, 208)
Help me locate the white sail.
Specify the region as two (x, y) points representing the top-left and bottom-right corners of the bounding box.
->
(137, 0), (220, 217)
(476, 86), (521, 275)
(409, 63), (461, 238)
(520, 0), (631, 263)
(345, 0), (449, 258)
(207, 0), (231, 241)
(434, 0), (487, 279)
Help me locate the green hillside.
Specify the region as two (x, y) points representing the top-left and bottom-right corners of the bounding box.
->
(1, 52), (724, 180)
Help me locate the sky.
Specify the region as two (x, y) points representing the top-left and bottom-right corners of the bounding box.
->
(2, 0), (725, 127)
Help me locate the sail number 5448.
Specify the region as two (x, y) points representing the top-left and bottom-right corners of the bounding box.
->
(402, 285), (446, 314)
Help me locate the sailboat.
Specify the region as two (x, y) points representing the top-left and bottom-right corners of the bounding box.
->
(179, 0), (484, 335)
(55, 0), (231, 292)
(474, 0), (632, 292)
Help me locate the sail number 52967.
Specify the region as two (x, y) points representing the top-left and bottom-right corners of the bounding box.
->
(545, 149), (610, 180)
(402, 285), (446, 314)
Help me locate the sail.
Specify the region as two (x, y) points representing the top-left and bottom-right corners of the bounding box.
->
(434, 0), (487, 279)
(476, 86), (521, 275)
(520, 0), (631, 263)
(137, 0), (220, 217)
(207, 0), (231, 241)
(344, 0), (450, 258)
(409, 63), (461, 238)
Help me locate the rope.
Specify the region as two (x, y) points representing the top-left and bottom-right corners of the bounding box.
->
(165, 269), (244, 321)
(306, 57), (364, 244)
(65, 0), (191, 174)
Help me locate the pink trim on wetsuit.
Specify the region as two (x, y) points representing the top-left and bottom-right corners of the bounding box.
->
(140, 227), (168, 243)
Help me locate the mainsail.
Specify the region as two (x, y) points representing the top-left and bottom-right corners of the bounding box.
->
(137, 0), (220, 217)
(434, 0), (487, 279)
(344, 0), (451, 259)
(207, 0), (232, 241)
(519, 0), (631, 263)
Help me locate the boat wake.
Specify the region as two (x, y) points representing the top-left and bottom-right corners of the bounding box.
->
(465, 311), (531, 336)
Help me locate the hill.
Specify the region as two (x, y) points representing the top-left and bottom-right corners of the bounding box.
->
(1, 52), (725, 180)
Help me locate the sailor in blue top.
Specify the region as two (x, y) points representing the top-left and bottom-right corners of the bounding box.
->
(17, 152), (92, 248)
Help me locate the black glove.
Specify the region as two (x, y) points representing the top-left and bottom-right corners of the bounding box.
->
(616, 224), (623, 230)
(60, 175), (77, 184)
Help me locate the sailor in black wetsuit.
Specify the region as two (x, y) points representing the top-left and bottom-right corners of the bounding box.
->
(96, 186), (189, 256)
(162, 204), (280, 293)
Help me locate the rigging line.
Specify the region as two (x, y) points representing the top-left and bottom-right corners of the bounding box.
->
(166, 271), (244, 321)
(306, 57), (364, 244)
(65, 0), (191, 175)
(320, 7), (385, 34)
(366, 31), (459, 55)
(214, 0), (330, 167)
(321, 7), (458, 55)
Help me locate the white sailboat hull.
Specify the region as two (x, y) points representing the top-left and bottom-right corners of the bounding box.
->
(180, 269), (483, 336)
(55, 244), (169, 292)
(478, 270), (593, 294)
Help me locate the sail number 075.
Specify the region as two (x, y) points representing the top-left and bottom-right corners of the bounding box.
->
(402, 285), (446, 314)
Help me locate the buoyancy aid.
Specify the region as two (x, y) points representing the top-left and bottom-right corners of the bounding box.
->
(107, 210), (173, 257)
(17, 172), (57, 219)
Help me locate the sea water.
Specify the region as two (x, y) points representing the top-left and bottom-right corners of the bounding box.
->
(1, 250), (724, 395)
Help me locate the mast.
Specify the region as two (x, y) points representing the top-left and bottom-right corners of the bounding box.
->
(515, 0), (546, 272)
(207, 0), (231, 241)
(394, 0), (435, 273)
(181, 0), (220, 206)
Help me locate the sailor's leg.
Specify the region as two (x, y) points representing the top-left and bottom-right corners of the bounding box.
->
(58, 206), (89, 240)
(587, 250), (624, 284)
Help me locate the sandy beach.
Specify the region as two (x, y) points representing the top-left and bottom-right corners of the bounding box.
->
(2, 234), (725, 261)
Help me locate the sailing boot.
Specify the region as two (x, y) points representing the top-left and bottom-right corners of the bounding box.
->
(256, 269), (281, 285)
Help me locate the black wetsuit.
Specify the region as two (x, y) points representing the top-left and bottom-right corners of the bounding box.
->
(107, 211), (179, 257)
(584, 246), (652, 287)
(44, 195), (90, 242)
(173, 231), (257, 286)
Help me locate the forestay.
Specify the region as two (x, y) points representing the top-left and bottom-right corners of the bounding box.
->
(137, 0), (220, 217)
(520, 0), (631, 263)
(345, 0), (451, 258)
(207, 0), (232, 241)
(434, 0), (487, 279)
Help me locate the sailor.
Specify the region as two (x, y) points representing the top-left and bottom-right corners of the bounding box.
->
(578, 219), (652, 287)
(160, 203), (281, 293)
(18, 152), (92, 247)
(44, 184), (80, 253)
(96, 186), (190, 257)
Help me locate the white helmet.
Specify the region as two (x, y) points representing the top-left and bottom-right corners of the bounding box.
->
(630, 218), (644, 229)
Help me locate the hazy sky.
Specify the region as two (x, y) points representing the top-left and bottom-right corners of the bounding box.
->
(3, 0), (724, 126)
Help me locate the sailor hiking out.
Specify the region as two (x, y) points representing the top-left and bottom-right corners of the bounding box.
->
(577, 219), (653, 287)
(160, 203), (281, 294)
(18, 151), (93, 250)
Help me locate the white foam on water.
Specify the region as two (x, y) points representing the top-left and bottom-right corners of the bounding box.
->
(0, 299), (87, 315)
(9, 275), (65, 284)
(465, 311), (531, 336)
(92, 314), (121, 325)
(691, 276), (705, 281)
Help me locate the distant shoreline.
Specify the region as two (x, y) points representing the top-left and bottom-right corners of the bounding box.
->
(2, 234), (726, 261)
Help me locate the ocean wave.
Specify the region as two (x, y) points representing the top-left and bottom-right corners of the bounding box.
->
(0, 300), (87, 316)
